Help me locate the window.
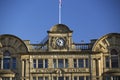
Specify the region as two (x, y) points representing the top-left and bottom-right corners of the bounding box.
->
(45, 77), (48, 80)
(86, 76), (90, 80)
(111, 49), (118, 68)
(53, 59), (68, 68)
(74, 76), (77, 80)
(58, 77), (64, 80)
(74, 59), (89, 68)
(33, 59), (36, 68)
(78, 59), (84, 68)
(85, 59), (89, 68)
(65, 59), (68, 68)
(74, 59), (77, 68)
(3, 58), (10, 69)
(38, 59), (43, 68)
(38, 77), (43, 80)
(45, 59), (48, 68)
(2, 77), (10, 80)
(53, 59), (57, 68)
(58, 59), (64, 68)
(33, 59), (48, 68)
(105, 56), (109, 68)
(53, 77), (57, 80)
(3, 51), (11, 69)
(65, 77), (69, 80)
(79, 76), (84, 80)
(12, 58), (16, 69)
(33, 77), (36, 80)
(105, 76), (110, 80)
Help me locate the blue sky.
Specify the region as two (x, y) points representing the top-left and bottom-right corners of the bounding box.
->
(0, 0), (120, 43)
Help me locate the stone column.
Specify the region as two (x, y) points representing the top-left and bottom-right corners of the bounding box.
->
(22, 60), (25, 80)
(1, 58), (3, 69)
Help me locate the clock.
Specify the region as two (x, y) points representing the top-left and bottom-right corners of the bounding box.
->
(56, 38), (65, 47)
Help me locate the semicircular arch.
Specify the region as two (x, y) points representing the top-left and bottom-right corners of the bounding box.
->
(0, 34), (28, 53)
(92, 33), (120, 53)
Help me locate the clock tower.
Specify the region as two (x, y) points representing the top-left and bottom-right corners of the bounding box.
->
(47, 24), (73, 51)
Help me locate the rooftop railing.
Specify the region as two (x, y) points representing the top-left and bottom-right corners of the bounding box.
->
(29, 43), (92, 52)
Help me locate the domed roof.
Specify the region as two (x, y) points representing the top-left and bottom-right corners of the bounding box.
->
(49, 24), (72, 33)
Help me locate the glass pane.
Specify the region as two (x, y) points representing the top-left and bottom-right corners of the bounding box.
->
(74, 76), (77, 80)
(65, 59), (68, 68)
(33, 77), (36, 80)
(53, 77), (57, 80)
(38, 77), (43, 80)
(12, 58), (16, 69)
(33, 59), (36, 68)
(105, 76), (110, 80)
(66, 77), (69, 80)
(38, 59), (43, 68)
(78, 59), (84, 68)
(45, 77), (48, 80)
(58, 77), (64, 80)
(79, 76), (84, 80)
(111, 56), (118, 68)
(86, 76), (90, 80)
(58, 59), (64, 68)
(105, 56), (109, 68)
(53, 59), (57, 68)
(45, 59), (48, 68)
(74, 59), (77, 68)
(85, 59), (89, 68)
(3, 58), (10, 69)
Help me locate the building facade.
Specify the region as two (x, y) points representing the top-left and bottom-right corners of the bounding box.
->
(0, 24), (120, 80)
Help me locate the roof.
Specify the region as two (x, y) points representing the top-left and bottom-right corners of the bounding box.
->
(48, 24), (73, 33)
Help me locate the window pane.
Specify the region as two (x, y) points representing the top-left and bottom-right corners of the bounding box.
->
(85, 59), (89, 68)
(79, 76), (84, 80)
(58, 77), (64, 80)
(45, 59), (48, 68)
(33, 77), (36, 80)
(74, 59), (77, 68)
(111, 49), (118, 68)
(58, 59), (64, 68)
(38, 77), (43, 80)
(33, 59), (36, 68)
(3, 58), (10, 69)
(86, 76), (90, 80)
(66, 77), (69, 80)
(74, 76), (77, 80)
(111, 56), (118, 68)
(65, 59), (68, 68)
(53, 59), (57, 68)
(12, 58), (16, 69)
(53, 77), (57, 80)
(105, 76), (110, 80)
(78, 59), (84, 68)
(105, 56), (109, 68)
(38, 59), (43, 68)
(45, 77), (48, 80)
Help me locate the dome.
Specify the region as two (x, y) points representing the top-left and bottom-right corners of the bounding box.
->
(49, 24), (72, 33)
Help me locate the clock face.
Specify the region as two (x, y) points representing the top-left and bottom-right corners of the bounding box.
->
(56, 38), (65, 47)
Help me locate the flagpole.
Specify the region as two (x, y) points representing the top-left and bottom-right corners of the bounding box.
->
(59, 0), (61, 24)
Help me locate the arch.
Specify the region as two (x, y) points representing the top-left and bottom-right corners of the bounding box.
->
(0, 34), (28, 53)
(92, 33), (120, 52)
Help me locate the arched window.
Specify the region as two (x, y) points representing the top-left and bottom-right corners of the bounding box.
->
(3, 50), (11, 69)
(3, 50), (16, 69)
(111, 49), (119, 68)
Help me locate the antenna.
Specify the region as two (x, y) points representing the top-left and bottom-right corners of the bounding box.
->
(59, 0), (62, 24)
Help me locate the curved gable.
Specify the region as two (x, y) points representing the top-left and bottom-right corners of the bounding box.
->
(0, 34), (28, 53)
(92, 33), (120, 53)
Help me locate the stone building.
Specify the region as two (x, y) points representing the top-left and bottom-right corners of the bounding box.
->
(0, 24), (120, 80)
